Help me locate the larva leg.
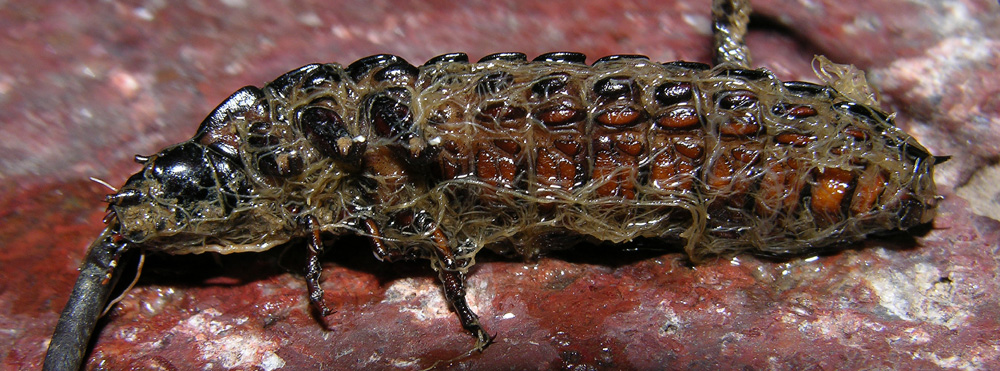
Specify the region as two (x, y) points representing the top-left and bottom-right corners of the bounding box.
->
(365, 218), (411, 262)
(429, 229), (493, 350)
(439, 269), (492, 350)
(363, 212), (490, 347)
(712, 0), (752, 67)
(300, 215), (332, 316)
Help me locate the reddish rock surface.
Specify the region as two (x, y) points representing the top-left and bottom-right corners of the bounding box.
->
(2, 0), (999, 369)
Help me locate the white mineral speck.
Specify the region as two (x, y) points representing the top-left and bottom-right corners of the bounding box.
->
(133, 7), (154, 21)
(866, 263), (968, 329)
(219, 0), (247, 8)
(298, 12), (322, 27)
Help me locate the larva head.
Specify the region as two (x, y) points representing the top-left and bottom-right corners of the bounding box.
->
(104, 73), (364, 252)
(107, 142), (251, 247)
(101, 86), (271, 250)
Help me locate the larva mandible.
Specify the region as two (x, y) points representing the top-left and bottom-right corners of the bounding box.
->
(44, 0), (944, 368)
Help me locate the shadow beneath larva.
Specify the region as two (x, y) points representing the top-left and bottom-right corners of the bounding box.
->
(97, 220), (931, 345)
(535, 238), (690, 268)
(749, 228), (928, 264)
(118, 234), (434, 287)
(120, 222), (931, 294)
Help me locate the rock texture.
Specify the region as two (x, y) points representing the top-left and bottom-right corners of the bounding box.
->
(2, 0), (998, 369)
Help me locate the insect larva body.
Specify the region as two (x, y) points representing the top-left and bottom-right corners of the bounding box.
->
(44, 0), (942, 369)
(183, 52), (933, 261)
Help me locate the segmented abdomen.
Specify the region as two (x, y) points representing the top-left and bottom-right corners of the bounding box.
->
(198, 51), (932, 262)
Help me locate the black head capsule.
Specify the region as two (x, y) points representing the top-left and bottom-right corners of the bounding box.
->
(112, 142), (250, 242)
(149, 143), (220, 202)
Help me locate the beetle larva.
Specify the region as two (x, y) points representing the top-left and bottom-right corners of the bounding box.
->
(44, 0), (943, 369)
